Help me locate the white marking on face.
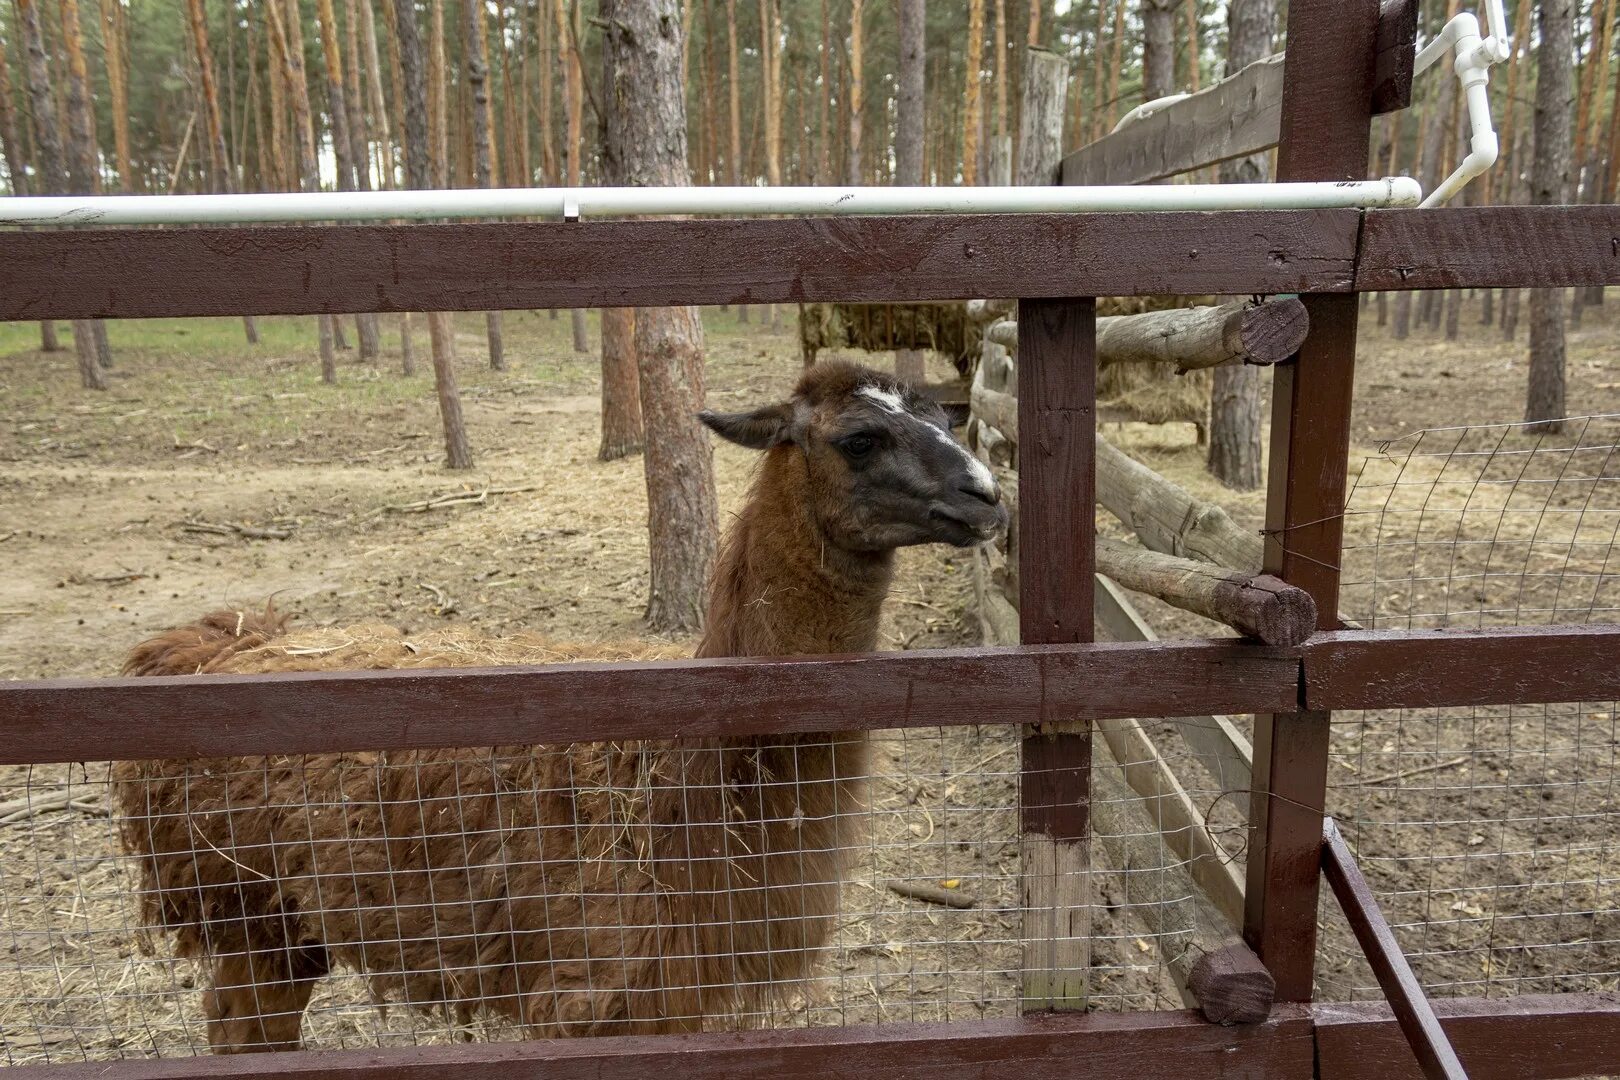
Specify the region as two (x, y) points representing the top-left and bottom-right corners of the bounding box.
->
(857, 384), (997, 499)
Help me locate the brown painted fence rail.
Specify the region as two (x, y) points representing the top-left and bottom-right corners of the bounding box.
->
(5, 624), (1619, 766)
(4, 206), (1620, 323)
(6, 994), (1617, 1080)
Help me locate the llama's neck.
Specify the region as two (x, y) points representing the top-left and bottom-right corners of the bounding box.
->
(695, 446), (895, 660)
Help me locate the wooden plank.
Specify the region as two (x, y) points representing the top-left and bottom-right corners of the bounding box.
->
(0, 211), (1362, 322)
(1321, 818), (1467, 1080)
(1245, 0), (1380, 1004)
(1016, 297), (1097, 1011)
(0, 639), (1304, 766)
(6, 1008), (1319, 1080)
(1314, 993), (1620, 1080)
(1304, 624), (1620, 710)
(1094, 575), (1255, 812)
(1372, 0), (1420, 114)
(1358, 206), (1620, 290)
(1059, 55), (1286, 186)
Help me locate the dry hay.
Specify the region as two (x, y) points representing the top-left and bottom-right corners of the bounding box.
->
(798, 303), (981, 372)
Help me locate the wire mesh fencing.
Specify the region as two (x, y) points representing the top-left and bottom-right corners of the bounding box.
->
(1323, 414), (1620, 1001)
(0, 717), (1239, 1064)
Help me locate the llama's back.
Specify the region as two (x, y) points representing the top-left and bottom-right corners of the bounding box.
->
(114, 610), (862, 1041)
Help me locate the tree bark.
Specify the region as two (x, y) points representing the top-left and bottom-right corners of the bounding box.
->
(993, 0), (1007, 148)
(58, 0), (115, 375)
(602, 0), (720, 633)
(847, 0), (865, 184)
(598, 309), (645, 460)
(0, 27), (26, 195)
(894, 0), (927, 383)
(556, 0), (589, 350)
(963, 0), (984, 183)
(1527, 0), (1574, 433)
(1205, 0), (1274, 492)
(396, 0), (472, 467)
(96, 0), (132, 191)
(463, 0), (505, 369)
(339, 0), (378, 359)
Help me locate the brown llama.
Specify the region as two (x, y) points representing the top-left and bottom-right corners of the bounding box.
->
(113, 361), (1005, 1052)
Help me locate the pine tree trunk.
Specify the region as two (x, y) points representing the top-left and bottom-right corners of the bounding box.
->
(1527, 0), (1573, 433)
(58, 0), (116, 373)
(1141, 0), (1176, 103)
(0, 18), (57, 352)
(598, 308), (645, 460)
(847, 0), (864, 184)
(396, 0), (473, 467)
(360, 0), (395, 184)
(95, 0), (131, 191)
(340, 0), (379, 359)
(602, 0), (720, 633)
(400, 312), (417, 375)
(1106, 0), (1125, 128)
(463, 0), (505, 369)
(963, 0), (983, 183)
(993, 0), (1007, 149)
(818, 0), (830, 182)
(894, 0), (927, 383)
(1206, 0), (1274, 491)
(40, 322), (60, 352)
(557, 0), (589, 350)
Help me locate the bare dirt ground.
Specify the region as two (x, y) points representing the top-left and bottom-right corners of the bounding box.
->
(1, 295), (1617, 1061)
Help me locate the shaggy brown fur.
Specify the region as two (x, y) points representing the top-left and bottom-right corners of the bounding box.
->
(113, 363), (1004, 1053)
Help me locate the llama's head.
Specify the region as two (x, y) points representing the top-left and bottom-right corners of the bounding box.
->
(701, 361), (1007, 552)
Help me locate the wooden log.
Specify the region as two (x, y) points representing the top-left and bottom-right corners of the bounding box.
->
(971, 370), (1021, 443)
(987, 298), (1309, 372)
(1016, 47), (1068, 186)
(1188, 944), (1278, 1025)
(967, 297), (1016, 323)
(1094, 573), (1254, 817)
(1095, 437), (1266, 572)
(1094, 538), (1316, 646)
(1090, 758), (1273, 1024)
(1060, 54), (1286, 187)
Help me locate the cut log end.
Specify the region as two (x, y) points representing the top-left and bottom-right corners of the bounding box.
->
(1223, 574), (1318, 647)
(1187, 942), (1276, 1025)
(1235, 297), (1310, 367)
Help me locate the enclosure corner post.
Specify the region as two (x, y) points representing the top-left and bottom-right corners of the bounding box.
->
(1242, 0), (1380, 1003)
(1016, 296), (1097, 1011)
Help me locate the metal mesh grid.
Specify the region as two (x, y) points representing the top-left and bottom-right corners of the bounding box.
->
(1325, 415), (1620, 1000)
(0, 721), (1234, 1062)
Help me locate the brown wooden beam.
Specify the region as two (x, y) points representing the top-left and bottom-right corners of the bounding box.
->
(1358, 206), (1620, 290)
(0, 638), (1303, 766)
(1313, 993), (1620, 1080)
(1304, 624), (1620, 710)
(1371, 0), (1420, 114)
(1059, 55), (1285, 186)
(1016, 297), (1097, 1010)
(1244, 0), (1380, 1005)
(0, 1008), (1319, 1080)
(1321, 818), (1467, 1080)
(0, 211), (1361, 321)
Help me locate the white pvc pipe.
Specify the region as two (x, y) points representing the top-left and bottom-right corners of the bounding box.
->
(0, 179), (1423, 228)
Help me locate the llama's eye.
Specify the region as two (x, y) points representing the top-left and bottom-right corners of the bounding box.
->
(840, 434), (877, 459)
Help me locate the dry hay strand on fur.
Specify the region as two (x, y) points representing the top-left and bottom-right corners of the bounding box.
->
(798, 303), (980, 373)
(113, 610), (867, 1046)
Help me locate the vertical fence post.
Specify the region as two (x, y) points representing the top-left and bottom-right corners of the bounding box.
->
(1242, 0), (1381, 1002)
(1017, 297), (1097, 1011)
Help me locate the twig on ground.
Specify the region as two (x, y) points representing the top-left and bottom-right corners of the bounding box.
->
(179, 520), (294, 541)
(383, 484), (540, 514)
(0, 789), (109, 825)
(1340, 755), (1470, 788)
(419, 582), (458, 616)
(886, 879), (977, 909)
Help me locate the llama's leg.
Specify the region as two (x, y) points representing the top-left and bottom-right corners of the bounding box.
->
(203, 943), (329, 1053)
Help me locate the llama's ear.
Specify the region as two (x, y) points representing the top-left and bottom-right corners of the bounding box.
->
(699, 404), (794, 449)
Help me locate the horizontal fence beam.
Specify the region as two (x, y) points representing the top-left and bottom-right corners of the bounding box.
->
(0, 207), (1612, 324)
(1059, 55), (1286, 186)
(1357, 206), (1620, 289)
(0, 211), (1360, 321)
(0, 639), (1303, 765)
(6, 1009), (1318, 1080)
(1302, 624), (1620, 710)
(7, 622), (1620, 765)
(1313, 992), (1620, 1080)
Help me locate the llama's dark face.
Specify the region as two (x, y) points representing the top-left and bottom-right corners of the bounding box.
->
(701, 362), (1008, 552)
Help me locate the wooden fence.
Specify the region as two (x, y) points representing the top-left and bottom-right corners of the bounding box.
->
(3, 1), (1620, 1077)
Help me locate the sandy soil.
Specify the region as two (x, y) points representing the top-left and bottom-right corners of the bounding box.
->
(0, 296), (1616, 1061)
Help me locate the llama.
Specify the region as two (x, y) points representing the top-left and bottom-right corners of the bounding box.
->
(114, 361), (1005, 1052)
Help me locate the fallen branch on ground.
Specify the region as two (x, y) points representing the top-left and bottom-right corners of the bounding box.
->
(383, 484), (540, 514)
(180, 520), (294, 541)
(886, 879), (977, 909)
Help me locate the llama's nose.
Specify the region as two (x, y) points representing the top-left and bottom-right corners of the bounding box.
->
(959, 478), (1002, 506)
